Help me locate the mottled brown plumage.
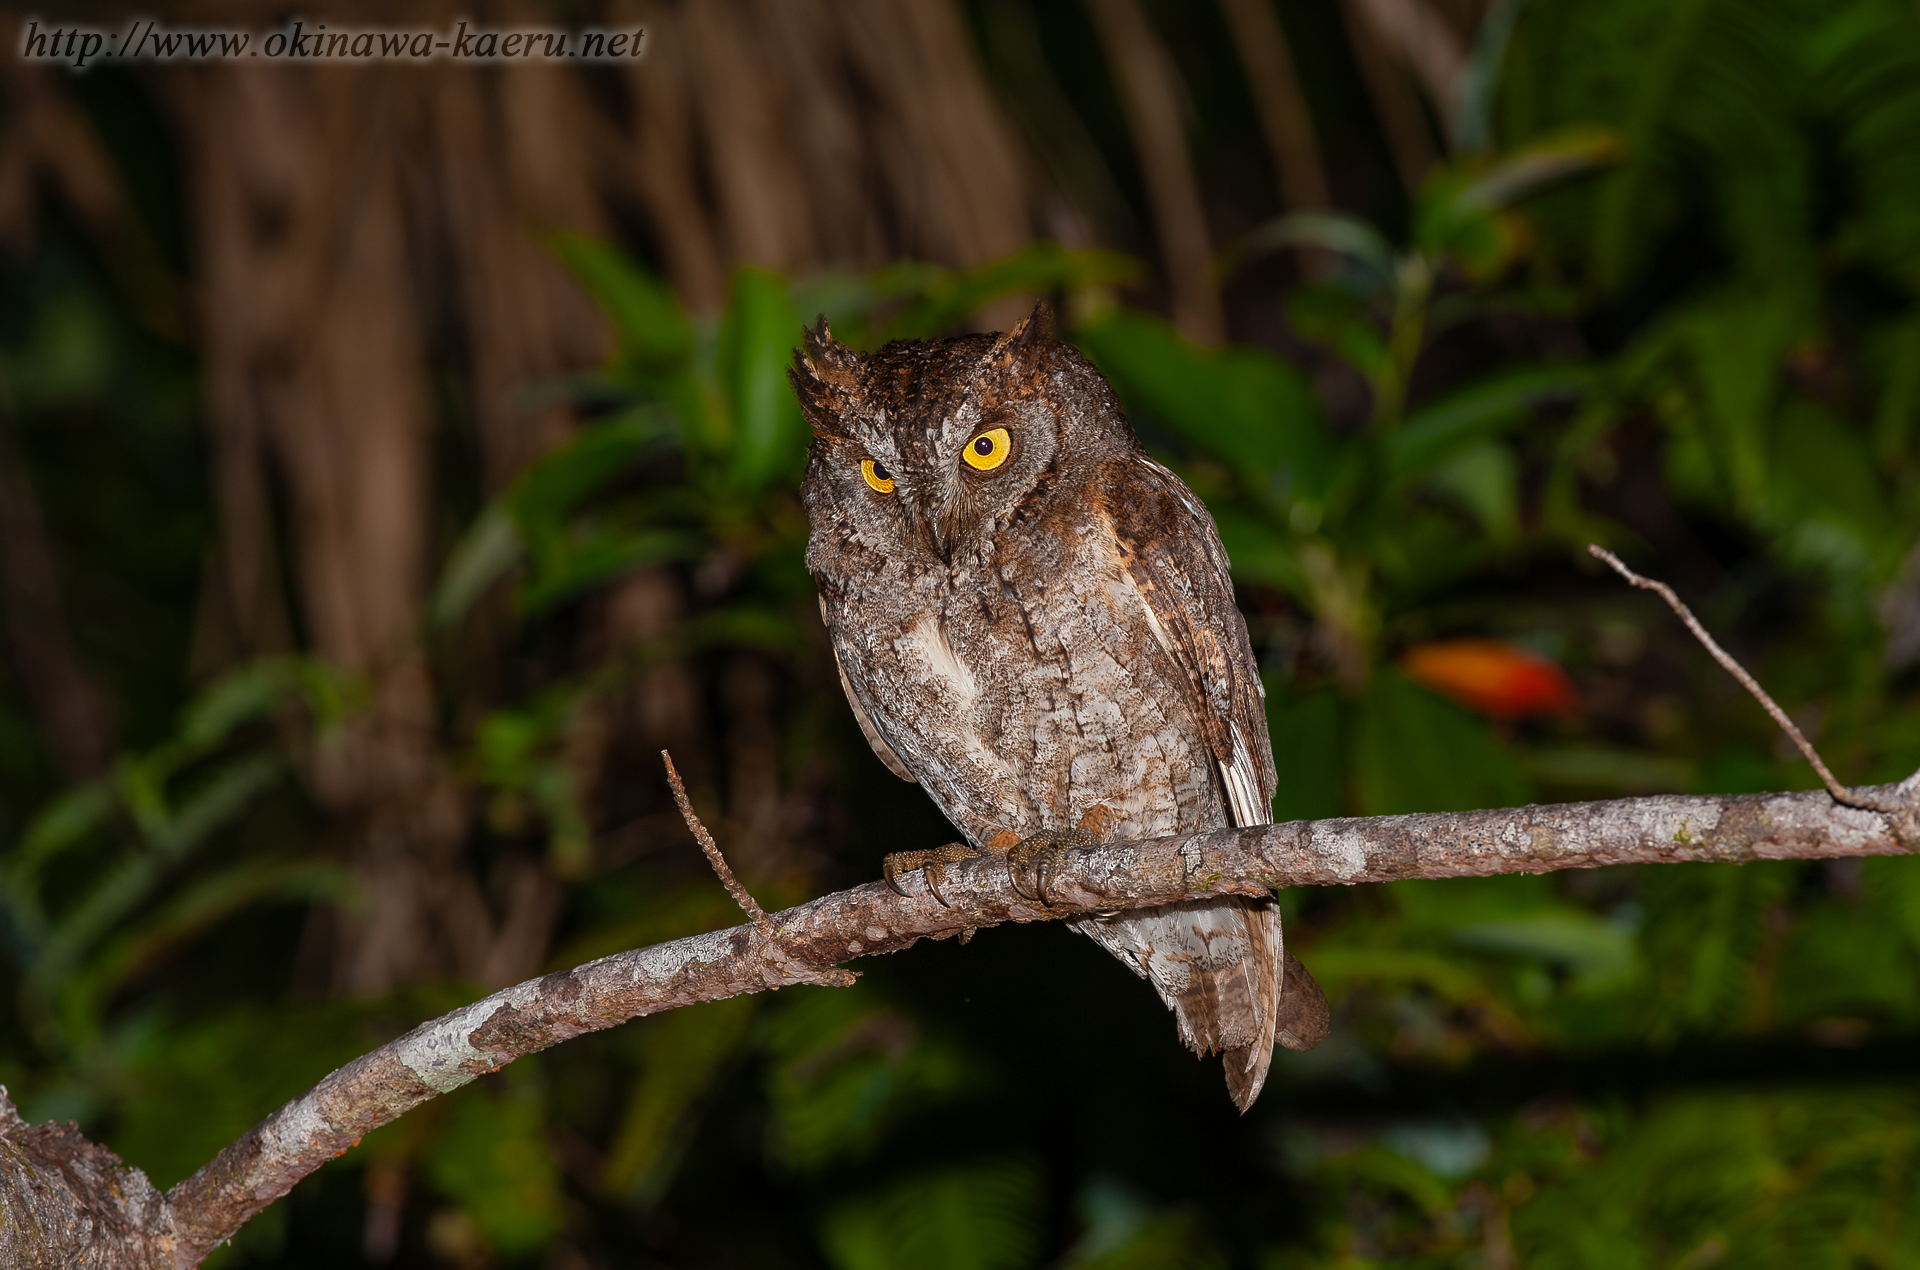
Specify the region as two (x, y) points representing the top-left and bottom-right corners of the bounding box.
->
(792, 307), (1327, 1109)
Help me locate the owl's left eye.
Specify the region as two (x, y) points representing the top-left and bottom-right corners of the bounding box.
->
(860, 458), (895, 494)
(962, 427), (1013, 472)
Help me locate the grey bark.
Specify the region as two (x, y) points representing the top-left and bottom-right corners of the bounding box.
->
(6, 776), (1917, 1267)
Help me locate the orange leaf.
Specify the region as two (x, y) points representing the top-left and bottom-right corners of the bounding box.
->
(1401, 639), (1577, 718)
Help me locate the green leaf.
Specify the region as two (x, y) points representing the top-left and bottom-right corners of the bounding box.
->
(28, 752), (286, 1013)
(430, 504), (522, 629)
(423, 1072), (564, 1257)
(1767, 400), (1893, 586)
(764, 987), (962, 1172)
(549, 231), (692, 371)
(1386, 366), (1593, 480)
(60, 857), (353, 1042)
(716, 268), (808, 491)
(601, 997), (758, 1205)
(1425, 440), (1520, 542)
(516, 528), (702, 616)
(1073, 310), (1332, 496)
(1210, 509), (1304, 592)
(492, 413), (698, 616)
(507, 414), (675, 536)
(875, 243), (1139, 342)
(1222, 212), (1394, 286)
(1282, 283), (1390, 377)
(1266, 685), (1344, 822)
(1521, 746), (1698, 793)
(1451, 912), (1638, 987)
(1353, 669), (1533, 815)
(820, 1157), (1043, 1270)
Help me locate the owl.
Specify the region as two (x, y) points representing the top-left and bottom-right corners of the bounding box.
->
(791, 307), (1327, 1110)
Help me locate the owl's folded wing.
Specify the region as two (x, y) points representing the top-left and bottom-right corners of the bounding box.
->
(1107, 456), (1278, 829)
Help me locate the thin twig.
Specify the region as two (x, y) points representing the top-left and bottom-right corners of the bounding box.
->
(662, 750), (777, 938)
(1588, 545), (1897, 813)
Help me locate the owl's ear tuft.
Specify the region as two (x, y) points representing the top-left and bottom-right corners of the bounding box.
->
(790, 315), (861, 436)
(801, 316), (860, 380)
(992, 301), (1054, 355)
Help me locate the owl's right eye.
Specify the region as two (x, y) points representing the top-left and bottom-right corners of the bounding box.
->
(860, 458), (895, 494)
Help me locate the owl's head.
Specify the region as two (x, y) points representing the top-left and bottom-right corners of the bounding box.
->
(790, 304), (1134, 569)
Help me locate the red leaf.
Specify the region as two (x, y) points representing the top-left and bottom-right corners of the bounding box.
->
(1401, 639), (1577, 718)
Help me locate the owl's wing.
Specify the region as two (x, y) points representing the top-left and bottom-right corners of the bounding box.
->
(1108, 456), (1277, 829)
(1094, 457), (1319, 1109)
(834, 645), (917, 783)
(821, 595), (917, 783)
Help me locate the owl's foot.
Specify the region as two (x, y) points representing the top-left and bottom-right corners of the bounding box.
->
(882, 842), (980, 906)
(1000, 828), (1096, 906)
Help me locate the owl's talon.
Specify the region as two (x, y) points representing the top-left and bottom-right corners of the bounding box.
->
(882, 842), (980, 906)
(923, 863), (953, 907)
(1003, 828), (1095, 906)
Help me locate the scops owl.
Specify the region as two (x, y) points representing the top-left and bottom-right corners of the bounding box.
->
(791, 306), (1328, 1111)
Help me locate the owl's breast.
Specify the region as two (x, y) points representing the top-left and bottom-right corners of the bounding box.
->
(827, 517), (1225, 850)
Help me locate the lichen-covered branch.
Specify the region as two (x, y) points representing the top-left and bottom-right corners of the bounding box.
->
(5, 777), (1916, 1267)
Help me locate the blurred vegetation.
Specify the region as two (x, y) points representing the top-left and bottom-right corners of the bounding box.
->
(4, 0), (1920, 1265)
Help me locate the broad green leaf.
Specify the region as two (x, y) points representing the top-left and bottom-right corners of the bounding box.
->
(1210, 509), (1304, 593)
(1425, 440), (1520, 542)
(1303, 946), (1489, 1003)
(175, 659), (311, 753)
(1451, 912), (1638, 987)
(516, 527), (702, 616)
(491, 413), (699, 615)
(1283, 283), (1390, 377)
(1767, 400), (1893, 584)
(60, 857), (353, 1043)
(1414, 129), (1624, 276)
(1352, 669), (1532, 815)
(717, 267), (808, 491)
(1073, 310), (1331, 494)
(30, 752), (285, 1004)
(15, 782), (114, 870)
(507, 413), (675, 535)
(1387, 366), (1592, 480)
(1266, 685), (1344, 822)
(1638, 861), (1798, 1036)
(549, 231), (692, 371)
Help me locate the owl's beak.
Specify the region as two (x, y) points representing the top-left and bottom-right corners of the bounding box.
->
(902, 489), (959, 563)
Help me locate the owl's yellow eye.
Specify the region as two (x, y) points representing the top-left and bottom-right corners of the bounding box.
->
(860, 458), (895, 494)
(962, 427), (1012, 472)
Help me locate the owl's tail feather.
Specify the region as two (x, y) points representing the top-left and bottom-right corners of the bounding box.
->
(1073, 893), (1325, 1112)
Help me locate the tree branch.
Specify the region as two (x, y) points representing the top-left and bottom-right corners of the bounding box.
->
(6, 776), (1917, 1266)
(1589, 545), (1900, 813)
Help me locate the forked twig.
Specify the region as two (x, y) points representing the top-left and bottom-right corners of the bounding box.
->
(662, 750), (777, 938)
(1589, 545), (1900, 813)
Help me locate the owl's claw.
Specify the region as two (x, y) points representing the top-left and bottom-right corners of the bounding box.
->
(882, 842), (980, 907)
(1002, 828), (1096, 906)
